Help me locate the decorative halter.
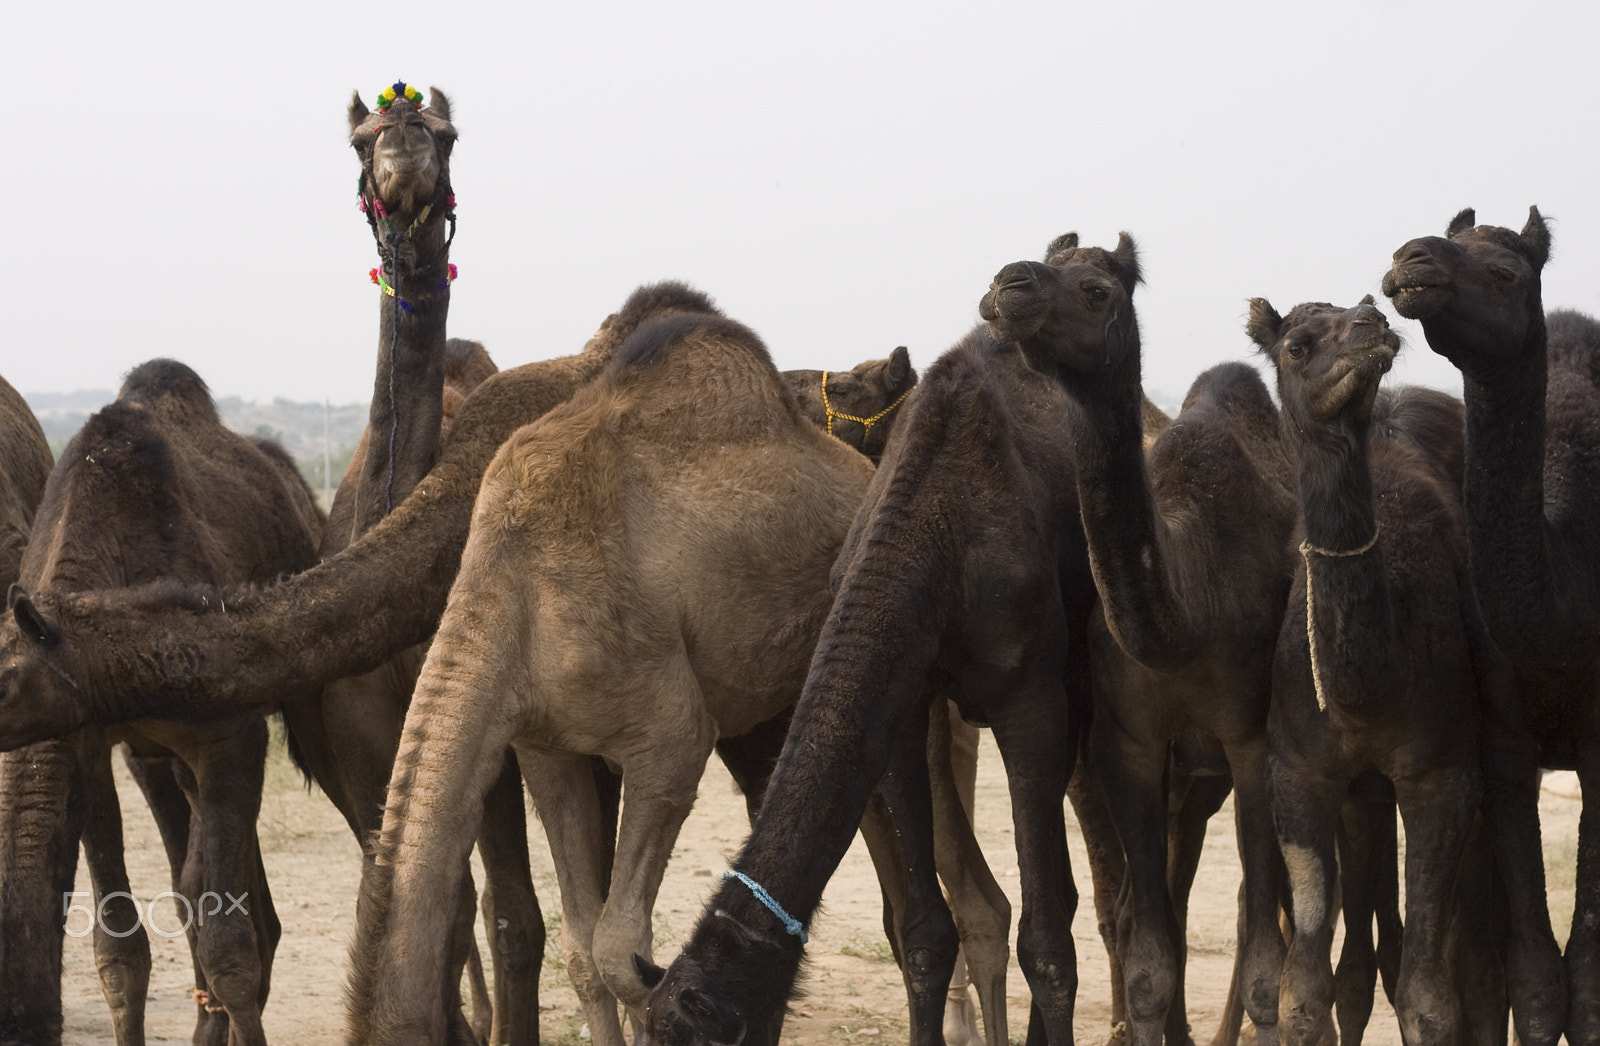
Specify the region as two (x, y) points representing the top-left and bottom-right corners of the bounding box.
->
(821, 371), (914, 443)
(1299, 526), (1381, 712)
(376, 81), (424, 111)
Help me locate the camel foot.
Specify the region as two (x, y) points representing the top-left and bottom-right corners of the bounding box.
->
(944, 986), (982, 1046)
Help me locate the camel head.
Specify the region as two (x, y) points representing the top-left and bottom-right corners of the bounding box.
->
(979, 231), (1143, 379)
(349, 82), (456, 222)
(785, 346), (918, 460)
(0, 585), (91, 750)
(1381, 206), (1550, 370)
(1250, 295), (1399, 429)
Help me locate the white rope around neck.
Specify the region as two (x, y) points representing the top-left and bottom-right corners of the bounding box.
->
(1299, 525), (1381, 712)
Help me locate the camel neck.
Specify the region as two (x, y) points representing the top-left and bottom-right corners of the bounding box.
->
(1291, 418), (1400, 716)
(357, 211), (453, 531)
(1064, 363), (1204, 669)
(1453, 317), (1580, 673)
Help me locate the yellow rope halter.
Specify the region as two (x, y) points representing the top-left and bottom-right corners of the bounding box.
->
(821, 371), (914, 442)
(1299, 525), (1381, 712)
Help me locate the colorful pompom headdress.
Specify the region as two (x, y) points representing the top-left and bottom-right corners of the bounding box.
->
(376, 81), (424, 111)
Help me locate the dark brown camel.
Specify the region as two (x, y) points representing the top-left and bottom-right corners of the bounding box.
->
(1248, 296), (1484, 1046)
(340, 304), (1014, 1046)
(0, 361), (323, 1046)
(1382, 206), (1600, 1046)
(638, 235), (1122, 1046)
(0, 372), (56, 1046)
(979, 233), (1296, 1046)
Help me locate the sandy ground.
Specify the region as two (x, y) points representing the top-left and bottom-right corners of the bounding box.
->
(56, 732), (1582, 1046)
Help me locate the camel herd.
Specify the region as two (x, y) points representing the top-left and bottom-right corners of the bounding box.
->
(0, 84), (1595, 1046)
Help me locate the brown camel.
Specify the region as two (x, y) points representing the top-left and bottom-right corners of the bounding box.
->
(639, 234), (1125, 1046)
(0, 372), (56, 1045)
(1248, 296), (1486, 1046)
(339, 302), (1011, 1046)
(0, 361), (323, 1046)
(980, 233), (1296, 1046)
(1382, 206), (1599, 1046)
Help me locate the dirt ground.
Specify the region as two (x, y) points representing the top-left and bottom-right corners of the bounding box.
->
(57, 732), (1582, 1045)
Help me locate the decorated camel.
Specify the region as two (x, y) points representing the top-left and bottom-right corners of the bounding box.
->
(1248, 295), (1490, 1046)
(1382, 207), (1600, 1046)
(339, 299), (1011, 1046)
(638, 236), (1137, 1046)
(0, 361), (324, 1046)
(979, 233), (1296, 1046)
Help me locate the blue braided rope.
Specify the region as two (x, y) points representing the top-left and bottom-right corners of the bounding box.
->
(722, 871), (807, 943)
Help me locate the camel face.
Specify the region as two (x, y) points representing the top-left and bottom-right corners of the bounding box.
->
(979, 233), (1142, 376)
(1382, 206), (1549, 368)
(1250, 297), (1398, 427)
(0, 589), (87, 750)
(348, 86), (456, 219)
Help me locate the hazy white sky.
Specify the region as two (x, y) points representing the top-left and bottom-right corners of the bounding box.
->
(5, 0), (1596, 407)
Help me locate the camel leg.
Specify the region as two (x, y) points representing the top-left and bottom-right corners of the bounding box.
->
(872, 700), (960, 1046)
(523, 749), (628, 1046)
(1226, 743), (1286, 1046)
(1331, 771), (1394, 1046)
(1449, 813), (1510, 1046)
(80, 742), (152, 1046)
(590, 722), (717, 1023)
(476, 750), (543, 1046)
(1390, 769), (1477, 1046)
(1166, 770), (1232, 1046)
(1567, 755), (1600, 1046)
(716, 708), (795, 823)
(0, 738), (86, 1046)
(1475, 733), (1563, 1046)
(931, 704), (1010, 1046)
(175, 718), (276, 1046)
(1271, 765), (1344, 1046)
(988, 675), (1079, 1046)
(1092, 715), (1180, 1046)
(1067, 749), (1129, 1043)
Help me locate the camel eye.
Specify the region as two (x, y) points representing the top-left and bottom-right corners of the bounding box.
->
(1286, 341), (1306, 361)
(1086, 285), (1109, 304)
(1489, 265), (1518, 284)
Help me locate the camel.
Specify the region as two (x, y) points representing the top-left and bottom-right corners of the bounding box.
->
(1248, 296), (1485, 1046)
(338, 299), (1012, 1046)
(1381, 206), (1600, 1046)
(0, 360), (324, 1046)
(0, 372), (56, 1045)
(638, 234), (1137, 1046)
(976, 232), (1296, 1046)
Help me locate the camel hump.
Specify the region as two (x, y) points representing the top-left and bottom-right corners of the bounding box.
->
(444, 338), (498, 392)
(610, 313), (771, 375)
(1180, 361), (1275, 421)
(1546, 309), (1600, 379)
(1370, 385), (1466, 488)
(613, 281), (721, 329)
(117, 359), (220, 425)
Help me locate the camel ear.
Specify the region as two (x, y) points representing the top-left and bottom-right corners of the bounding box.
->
(1358, 293), (1376, 307)
(427, 87), (452, 125)
(887, 346), (912, 389)
(1044, 232), (1078, 262)
(1446, 208), (1476, 237)
(1246, 298), (1283, 351)
(348, 90), (370, 135)
(11, 590), (60, 649)
(1521, 206), (1551, 271)
(1113, 232), (1143, 293)
(633, 954), (665, 990)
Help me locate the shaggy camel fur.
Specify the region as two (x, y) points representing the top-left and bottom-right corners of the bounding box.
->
(987, 233), (1296, 1046)
(1, 361), (323, 1046)
(639, 246), (1117, 1046)
(342, 305), (1006, 1046)
(1250, 297), (1486, 1046)
(1383, 207), (1600, 1046)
